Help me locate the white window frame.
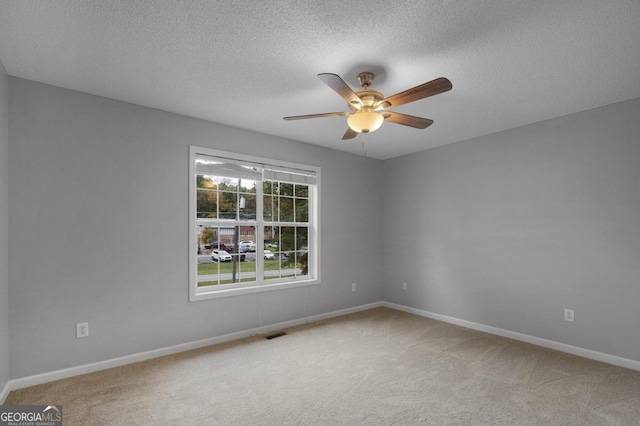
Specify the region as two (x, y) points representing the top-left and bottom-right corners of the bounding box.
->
(189, 146), (321, 301)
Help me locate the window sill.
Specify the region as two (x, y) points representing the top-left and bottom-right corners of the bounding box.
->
(190, 278), (321, 301)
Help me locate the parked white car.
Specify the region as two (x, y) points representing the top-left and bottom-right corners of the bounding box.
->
(264, 251), (275, 260)
(211, 249), (232, 262)
(239, 241), (256, 252)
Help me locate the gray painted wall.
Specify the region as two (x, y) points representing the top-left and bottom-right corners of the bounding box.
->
(6, 73), (640, 382)
(382, 97), (640, 362)
(8, 78), (383, 379)
(0, 60), (9, 394)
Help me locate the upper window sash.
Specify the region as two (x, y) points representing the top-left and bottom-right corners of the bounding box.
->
(195, 154), (317, 185)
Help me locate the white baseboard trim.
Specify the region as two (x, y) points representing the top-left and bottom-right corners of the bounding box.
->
(383, 301), (640, 372)
(9, 301), (382, 392)
(0, 380), (10, 404)
(307, 301), (383, 323)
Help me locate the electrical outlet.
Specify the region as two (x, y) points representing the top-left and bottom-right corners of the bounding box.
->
(403, 282), (407, 290)
(351, 283), (356, 292)
(564, 309), (574, 322)
(77, 322), (89, 338)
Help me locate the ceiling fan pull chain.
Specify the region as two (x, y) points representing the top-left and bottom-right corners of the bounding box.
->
(362, 134), (367, 157)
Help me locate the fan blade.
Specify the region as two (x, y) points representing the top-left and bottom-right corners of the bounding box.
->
(378, 77), (452, 110)
(318, 73), (362, 107)
(284, 112), (349, 120)
(342, 128), (358, 140)
(382, 111), (434, 129)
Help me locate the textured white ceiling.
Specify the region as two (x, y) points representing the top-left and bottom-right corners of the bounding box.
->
(1, 1), (639, 159)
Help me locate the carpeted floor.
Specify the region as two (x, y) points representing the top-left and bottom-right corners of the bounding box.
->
(5, 307), (640, 425)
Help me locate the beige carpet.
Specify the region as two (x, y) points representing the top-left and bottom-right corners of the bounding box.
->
(5, 307), (640, 425)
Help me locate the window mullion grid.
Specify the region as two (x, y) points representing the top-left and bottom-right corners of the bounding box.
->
(191, 146), (318, 301)
(215, 177), (220, 219)
(307, 186), (314, 279)
(292, 185), (296, 224)
(256, 175), (264, 284)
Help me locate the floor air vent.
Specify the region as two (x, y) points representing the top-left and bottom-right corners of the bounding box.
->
(265, 332), (287, 340)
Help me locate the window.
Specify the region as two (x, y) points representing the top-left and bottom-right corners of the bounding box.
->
(189, 146), (320, 301)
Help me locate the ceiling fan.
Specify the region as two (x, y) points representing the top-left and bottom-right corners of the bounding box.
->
(284, 72), (452, 140)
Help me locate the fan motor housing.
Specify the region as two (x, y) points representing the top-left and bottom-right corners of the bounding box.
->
(355, 89), (383, 107)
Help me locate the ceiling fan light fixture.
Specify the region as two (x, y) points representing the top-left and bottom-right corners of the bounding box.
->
(347, 109), (384, 133)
